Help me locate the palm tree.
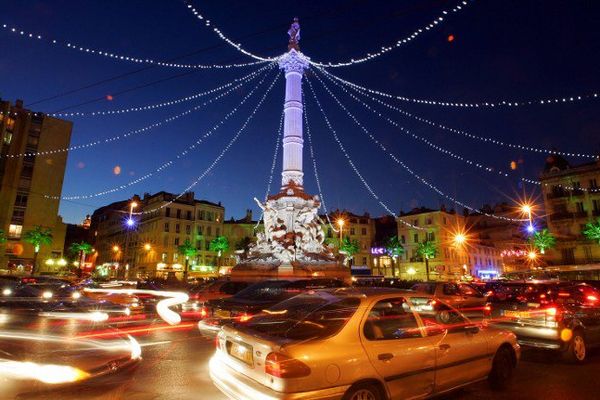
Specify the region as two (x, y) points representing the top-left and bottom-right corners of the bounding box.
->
(177, 239), (198, 281)
(340, 237), (360, 267)
(385, 236), (404, 277)
(209, 236), (230, 268)
(416, 241), (436, 281)
(23, 226), (53, 275)
(583, 218), (600, 245)
(531, 228), (556, 254)
(69, 241), (94, 272)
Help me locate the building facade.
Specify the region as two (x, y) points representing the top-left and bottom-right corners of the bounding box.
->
(321, 211), (376, 269)
(91, 192), (225, 279)
(0, 99), (71, 274)
(540, 155), (600, 265)
(396, 207), (503, 280)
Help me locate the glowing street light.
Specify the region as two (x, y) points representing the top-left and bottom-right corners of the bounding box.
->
(453, 233), (467, 246)
(336, 218), (345, 247)
(144, 243), (152, 251)
(528, 250), (538, 261)
(112, 245), (120, 253)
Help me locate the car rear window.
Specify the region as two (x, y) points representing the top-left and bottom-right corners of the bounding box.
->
(242, 291), (360, 340)
(411, 283), (435, 294)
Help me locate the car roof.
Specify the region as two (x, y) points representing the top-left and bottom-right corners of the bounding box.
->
(325, 287), (421, 298)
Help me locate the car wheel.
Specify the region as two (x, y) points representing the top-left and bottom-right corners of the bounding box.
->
(563, 329), (587, 363)
(488, 347), (514, 391)
(343, 383), (384, 400)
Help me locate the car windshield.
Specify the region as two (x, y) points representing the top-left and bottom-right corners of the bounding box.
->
(241, 291), (360, 340)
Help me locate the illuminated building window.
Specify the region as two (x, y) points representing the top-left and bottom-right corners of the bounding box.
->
(3, 132), (12, 144)
(8, 224), (22, 239)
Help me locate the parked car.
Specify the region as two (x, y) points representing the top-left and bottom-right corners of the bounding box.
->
(182, 279), (251, 314)
(489, 282), (600, 362)
(209, 287), (519, 400)
(411, 281), (491, 319)
(198, 278), (346, 336)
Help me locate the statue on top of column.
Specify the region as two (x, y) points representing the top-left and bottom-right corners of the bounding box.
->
(287, 17), (300, 50)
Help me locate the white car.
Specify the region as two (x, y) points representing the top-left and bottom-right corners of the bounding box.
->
(210, 288), (520, 400)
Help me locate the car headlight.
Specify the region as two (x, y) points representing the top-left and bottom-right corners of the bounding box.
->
(42, 291), (53, 299)
(72, 292), (81, 299)
(128, 335), (142, 360)
(0, 361), (90, 384)
(2, 288), (12, 296)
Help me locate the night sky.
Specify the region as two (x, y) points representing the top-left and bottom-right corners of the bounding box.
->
(1, 0), (599, 224)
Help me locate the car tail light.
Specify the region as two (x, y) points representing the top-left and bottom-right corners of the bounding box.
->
(199, 306), (208, 318)
(545, 306), (563, 321)
(265, 352), (311, 378)
(587, 295), (598, 302)
(558, 292), (570, 298)
(189, 294), (200, 300)
(484, 303), (492, 316)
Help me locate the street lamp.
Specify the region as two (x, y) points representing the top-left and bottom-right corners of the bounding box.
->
(520, 203), (535, 234)
(453, 233), (467, 246)
(144, 243), (152, 251)
(528, 250), (538, 261)
(336, 218), (345, 249)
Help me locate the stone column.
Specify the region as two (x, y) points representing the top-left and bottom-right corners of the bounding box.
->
(278, 49), (310, 190)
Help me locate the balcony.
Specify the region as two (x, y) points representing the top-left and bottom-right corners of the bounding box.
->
(546, 191), (569, 200)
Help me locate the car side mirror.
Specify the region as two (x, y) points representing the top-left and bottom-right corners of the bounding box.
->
(464, 324), (480, 334)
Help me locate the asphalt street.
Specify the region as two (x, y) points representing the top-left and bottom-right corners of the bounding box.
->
(9, 323), (600, 400)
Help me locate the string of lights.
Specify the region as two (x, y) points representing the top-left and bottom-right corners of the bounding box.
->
(312, 69), (516, 180)
(318, 64), (600, 109)
(309, 1), (474, 68)
(183, 2), (276, 62)
(46, 64), (273, 117)
(51, 69), (275, 200)
(2, 66), (273, 159)
(0, 22), (269, 70)
(302, 87), (337, 232)
(264, 111), (285, 200)
(141, 71), (281, 214)
(319, 67), (597, 160)
(183, 1), (473, 68)
(305, 76), (424, 230)
(306, 75), (527, 223)
(317, 68), (600, 193)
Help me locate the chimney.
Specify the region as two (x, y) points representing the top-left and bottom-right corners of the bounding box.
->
(245, 209), (253, 222)
(15, 99), (24, 108)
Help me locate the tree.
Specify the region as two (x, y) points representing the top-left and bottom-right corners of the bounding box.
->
(340, 237), (360, 267)
(177, 239), (198, 281)
(385, 236), (404, 277)
(69, 241), (94, 272)
(531, 228), (556, 254)
(583, 218), (600, 245)
(416, 241), (436, 281)
(0, 229), (6, 245)
(23, 226), (53, 275)
(209, 236), (230, 268)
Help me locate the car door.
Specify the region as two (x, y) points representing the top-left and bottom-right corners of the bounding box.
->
(360, 297), (436, 399)
(440, 283), (463, 309)
(422, 300), (492, 392)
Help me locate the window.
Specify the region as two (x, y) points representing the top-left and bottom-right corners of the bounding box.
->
(174, 237), (180, 246)
(413, 233), (419, 243)
(8, 224), (22, 239)
(165, 208), (171, 217)
(590, 179), (598, 189)
(164, 222), (169, 232)
(428, 232), (435, 241)
(173, 253), (179, 261)
(161, 253), (167, 262)
(350, 228), (355, 235)
(576, 202), (585, 213)
(362, 257), (367, 265)
(363, 298), (421, 340)
(185, 225), (191, 235)
(413, 219), (418, 226)
(198, 210), (205, 220)
(458, 284), (481, 297)
(186, 210), (192, 220)
(361, 227), (367, 235)
(400, 235), (405, 244)
(197, 226), (203, 235)
(593, 199), (600, 213)
(176, 209), (181, 219)
(3, 132), (12, 144)
(443, 283), (459, 295)
(426, 218), (432, 225)
(206, 226), (212, 236)
(175, 224), (180, 233)
(14, 193), (28, 207)
(163, 236), (169, 246)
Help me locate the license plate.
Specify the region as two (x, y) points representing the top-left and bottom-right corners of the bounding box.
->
(229, 342), (253, 365)
(503, 310), (530, 319)
(216, 309), (231, 319)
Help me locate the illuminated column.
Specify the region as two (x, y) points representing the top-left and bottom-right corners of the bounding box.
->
(278, 49), (309, 189)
